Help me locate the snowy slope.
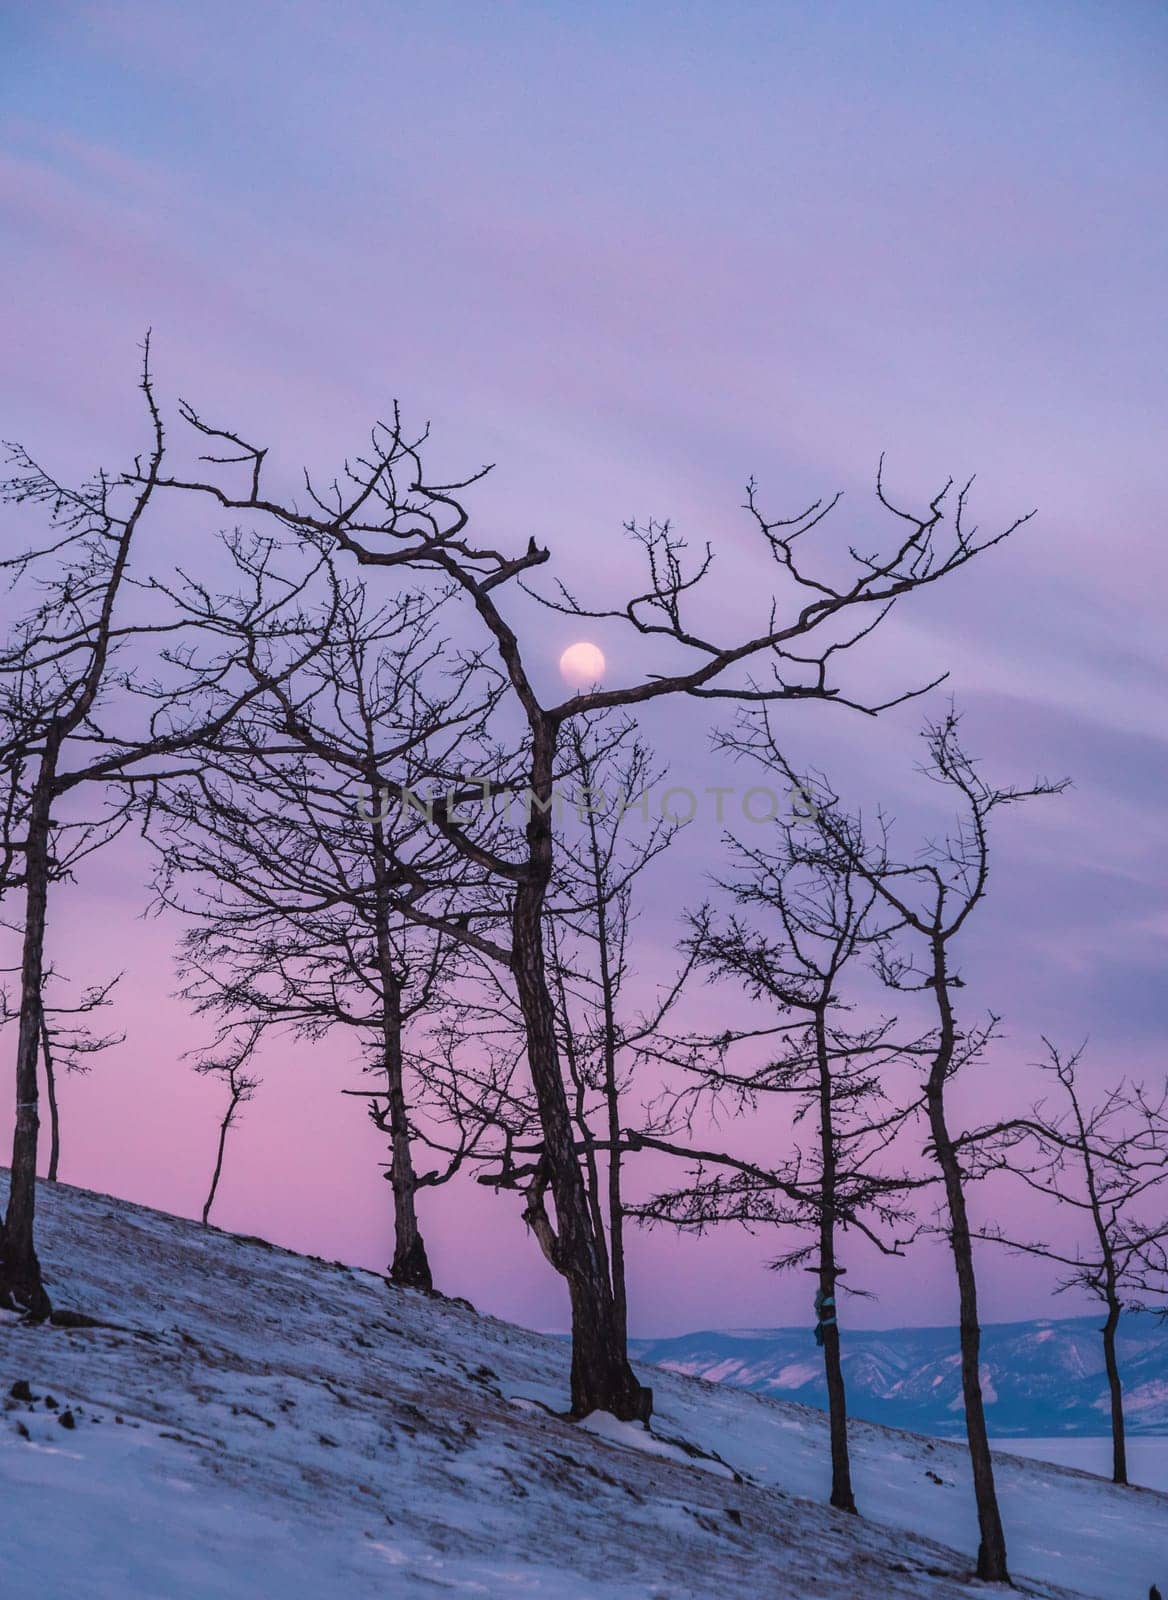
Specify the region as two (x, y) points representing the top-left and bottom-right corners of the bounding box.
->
(1, 1175), (1164, 1600)
(632, 1317), (1168, 1436)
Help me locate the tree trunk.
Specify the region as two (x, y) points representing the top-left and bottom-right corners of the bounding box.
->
(40, 1014), (61, 1184)
(819, 1293), (854, 1514)
(590, 803), (628, 1352)
(379, 975), (433, 1293)
(512, 724), (649, 1421)
(928, 1083), (1008, 1582)
(605, 1072), (628, 1354)
(0, 771), (55, 1318)
(815, 1011), (856, 1514)
(1083, 1129), (1127, 1489)
(561, 993), (615, 1300)
(1101, 1294), (1127, 1486)
(923, 932), (1009, 1584)
(367, 803), (434, 1294)
(202, 1103), (234, 1226)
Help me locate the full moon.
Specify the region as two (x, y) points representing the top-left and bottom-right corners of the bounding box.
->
(559, 640), (606, 687)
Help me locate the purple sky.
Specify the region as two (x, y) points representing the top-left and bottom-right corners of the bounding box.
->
(2, 2), (1166, 1334)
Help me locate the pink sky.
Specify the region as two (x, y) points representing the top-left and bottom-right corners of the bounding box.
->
(2, 2), (1166, 1334)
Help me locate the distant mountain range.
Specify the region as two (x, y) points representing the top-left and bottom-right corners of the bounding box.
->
(631, 1312), (1168, 1437)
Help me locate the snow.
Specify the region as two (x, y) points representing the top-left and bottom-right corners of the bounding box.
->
(768, 1361), (822, 1389)
(578, 1410), (736, 1477)
(2, 1174), (1165, 1600)
(634, 1318), (1168, 1437)
(997, 1436), (1168, 1493)
(1127, 1379), (1168, 1415)
(697, 1358), (749, 1384)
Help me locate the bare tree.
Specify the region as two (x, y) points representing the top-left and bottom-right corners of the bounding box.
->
(149, 577), (507, 1290)
(636, 819), (924, 1513)
(743, 708), (1067, 1582)
(0, 343), (326, 1316)
(975, 1041), (1168, 1486)
(194, 1022), (263, 1227)
(0, 969), (123, 1183)
(147, 396), (1037, 1419)
(538, 715), (695, 1357)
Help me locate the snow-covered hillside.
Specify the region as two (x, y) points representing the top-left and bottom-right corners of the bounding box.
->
(2, 1175), (1164, 1600)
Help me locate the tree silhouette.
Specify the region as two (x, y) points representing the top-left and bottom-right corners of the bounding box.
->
(137, 391), (1037, 1419)
(0, 345), (325, 1315)
(744, 709), (1067, 1582)
(974, 1040), (1168, 1485)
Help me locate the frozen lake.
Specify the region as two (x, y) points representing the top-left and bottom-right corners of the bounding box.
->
(995, 1435), (1168, 1493)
